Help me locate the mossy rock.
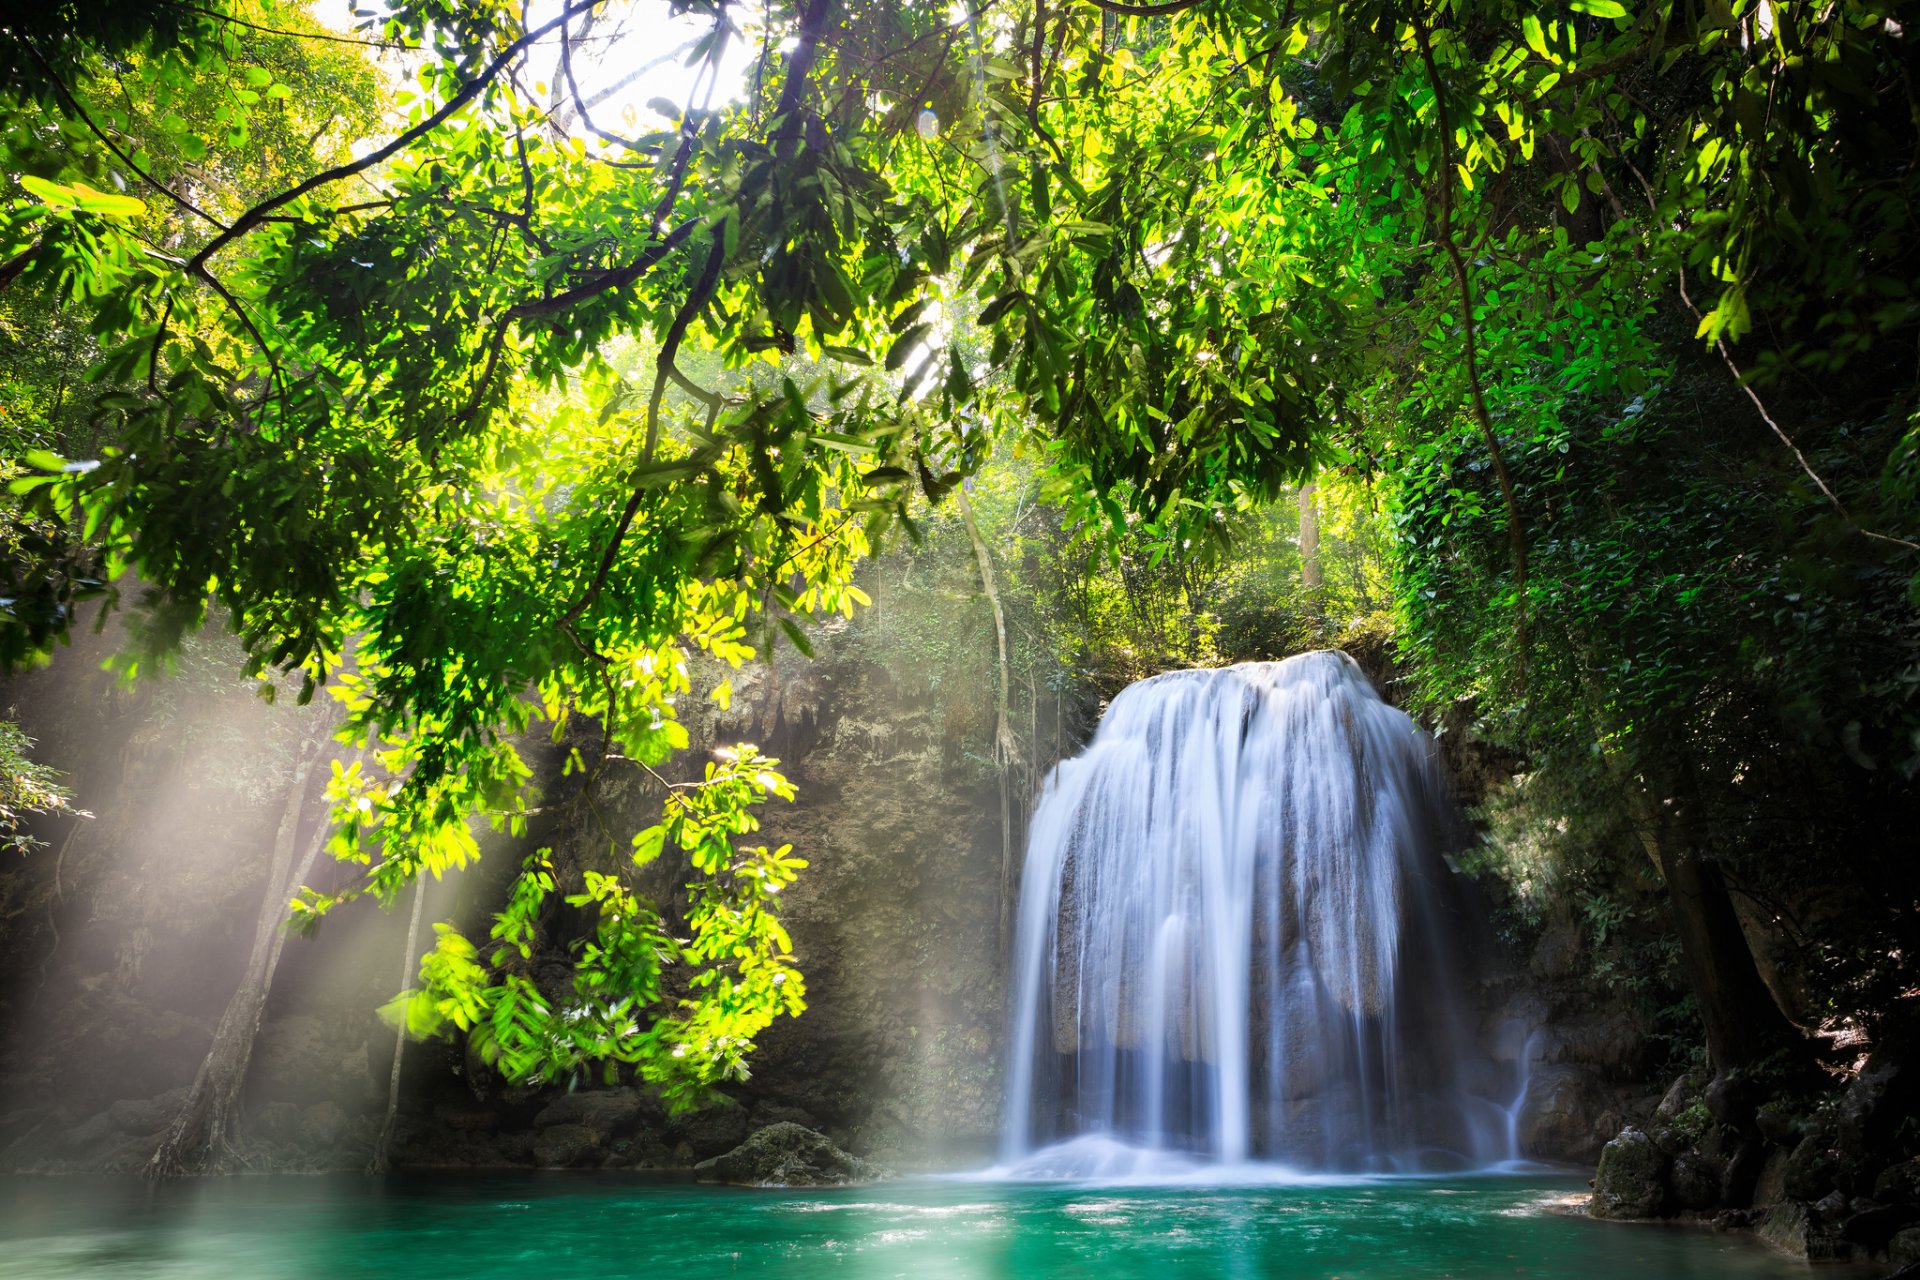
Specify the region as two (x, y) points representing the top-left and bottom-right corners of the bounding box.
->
(694, 1122), (890, 1188)
(1590, 1127), (1672, 1219)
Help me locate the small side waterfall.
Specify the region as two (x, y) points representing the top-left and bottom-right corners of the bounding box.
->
(1000, 652), (1518, 1176)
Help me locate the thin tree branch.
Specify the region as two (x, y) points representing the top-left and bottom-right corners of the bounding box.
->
(23, 41), (229, 230)
(187, 0), (599, 276)
(1676, 269), (1920, 553)
(1410, 8), (1532, 668)
(162, 1), (420, 50)
(501, 218), (699, 319)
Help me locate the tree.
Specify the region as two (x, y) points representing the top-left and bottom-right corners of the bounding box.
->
(3, 0), (1915, 1153)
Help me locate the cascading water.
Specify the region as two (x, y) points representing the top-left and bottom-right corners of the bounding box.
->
(1000, 652), (1520, 1177)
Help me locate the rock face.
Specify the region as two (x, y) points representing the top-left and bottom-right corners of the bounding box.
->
(694, 1123), (888, 1188)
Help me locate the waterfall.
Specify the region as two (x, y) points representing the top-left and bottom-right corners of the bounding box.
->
(1000, 652), (1517, 1176)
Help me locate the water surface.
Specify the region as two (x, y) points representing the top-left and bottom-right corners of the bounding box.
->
(0, 1173), (1809, 1279)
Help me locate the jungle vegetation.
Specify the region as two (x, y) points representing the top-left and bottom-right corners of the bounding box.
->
(0, 0), (1915, 1176)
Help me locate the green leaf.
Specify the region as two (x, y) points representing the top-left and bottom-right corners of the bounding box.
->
(1568, 0), (1628, 17)
(777, 616), (814, 657)
(886, 323), (932, 371)
(19, 175), (146, 219)
(1521, 14), (1550, 58)
(631, 825), (667, 865)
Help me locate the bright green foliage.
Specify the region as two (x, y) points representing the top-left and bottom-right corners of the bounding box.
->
(0, 720), (85, 855)
(384, 745), (804, 1109)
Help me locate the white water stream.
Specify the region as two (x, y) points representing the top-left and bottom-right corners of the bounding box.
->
(1000, 653), (1523, 1176)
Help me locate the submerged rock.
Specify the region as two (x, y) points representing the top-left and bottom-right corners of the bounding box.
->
(1590, 1127), (1671, 1219)
(693, 1122), (888, 1188)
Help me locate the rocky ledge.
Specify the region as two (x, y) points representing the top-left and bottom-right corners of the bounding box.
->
(694, 1123), (891, 1188)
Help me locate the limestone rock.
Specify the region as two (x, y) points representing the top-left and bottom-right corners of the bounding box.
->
(1518, 1063), (1612, 1162)
(1590, 1127), (1671, 1219)
(693, 1122), (888, 1188)
(1757, 1202), (1809, 1256)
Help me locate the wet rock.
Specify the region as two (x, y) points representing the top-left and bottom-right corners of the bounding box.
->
(531, 1123), (602, 1168)
(1753, 1148), (1792, 1206)
(1813, 1190), (1851, 1222)
(1590, 1127), (1672, 1219)
(694, 1122), (888, 1188)
(748, 1102), (821, 1132)
(1757, 1202), (1809, 1256)
(1547, 1008), (1649, 1078)
(1890, 1227), (1920, 1268)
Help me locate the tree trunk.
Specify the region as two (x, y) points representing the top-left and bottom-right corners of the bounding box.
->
(145, 727), (333, 1178)
(1298, 481), (1323, 595)
(958, 487), (1020, 950)
(368, 875), (426, 1173)
(1663, 847), (1804, 1084)
(1618, 758), (1810, 1117)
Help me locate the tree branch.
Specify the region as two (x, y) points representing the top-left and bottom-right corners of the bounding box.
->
(1082, 0), (1202, 15)
(187, 0), (599, 275)
(1410, 8), (1531, 667)
(501, 218), (699, 320)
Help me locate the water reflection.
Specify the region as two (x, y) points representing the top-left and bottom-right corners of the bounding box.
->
(0, 1174), (1816, 1279)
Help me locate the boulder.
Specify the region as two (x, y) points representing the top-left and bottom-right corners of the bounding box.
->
(531, 1123), (602, 1168)
(1517, 1064), (1612, 1162)
(1890, 1227), (1920, 1269)
(1879, 1159), (1920, 1207)
(694, 1122), (888, 1188)
(1590, 1127), (1671, 1219)
(1784, 1129), (1851, 1202)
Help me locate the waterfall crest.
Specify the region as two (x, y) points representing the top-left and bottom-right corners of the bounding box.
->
(1000, 652), (1517, 1175)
